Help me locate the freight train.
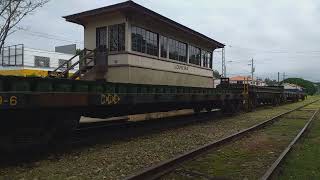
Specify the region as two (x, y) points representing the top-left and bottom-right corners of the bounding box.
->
(0, 74), (305, 151)
(0, 1), (307, 151)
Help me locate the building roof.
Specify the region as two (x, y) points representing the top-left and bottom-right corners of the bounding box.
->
(230, 76), (252, 81)
(64, 1), (225, 49)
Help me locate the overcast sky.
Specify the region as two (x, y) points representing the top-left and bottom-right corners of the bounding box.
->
(6, 0), (320, 82)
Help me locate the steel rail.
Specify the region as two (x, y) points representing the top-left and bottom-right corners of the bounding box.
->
(124, 100), (319, 180)
(261, 109), (319, 180)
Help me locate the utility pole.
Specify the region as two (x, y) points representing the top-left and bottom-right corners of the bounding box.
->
(278, 72), (280, 84)
(221, 48), (226, 77)
(250, 58), (255, 85)
(283, 72), (286, 81)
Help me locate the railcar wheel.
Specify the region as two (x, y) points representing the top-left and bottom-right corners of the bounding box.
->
(233, 100), (242, 114)
(222, 100), (236, 115)
(272, 98), (280, 107)
(247, 99), (255, 112)
(0, 112), (54, 153)
(50, 113), (80, 146)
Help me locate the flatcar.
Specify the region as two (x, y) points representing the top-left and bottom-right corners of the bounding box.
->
(0, 74), (305, 151)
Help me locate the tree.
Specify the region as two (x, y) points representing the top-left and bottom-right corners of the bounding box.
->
(0, 0), (49, 50)
(213, 70), (221, 79)
(264, 78), (278, 86)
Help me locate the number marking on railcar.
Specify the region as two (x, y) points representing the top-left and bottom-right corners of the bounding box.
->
(0, 95), (18, 107)
(10, 96), (18, 106)
(101, 94), (121, 105)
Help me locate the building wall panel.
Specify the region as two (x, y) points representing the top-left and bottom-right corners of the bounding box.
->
(106, 66), (213, 88)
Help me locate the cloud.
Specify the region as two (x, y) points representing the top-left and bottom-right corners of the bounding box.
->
(6, 0), (320, 82)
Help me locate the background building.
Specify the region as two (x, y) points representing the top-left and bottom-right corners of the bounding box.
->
(282, 83), (303, 92)
(0, 44), (79, 77)
(229, 75), (266, 86)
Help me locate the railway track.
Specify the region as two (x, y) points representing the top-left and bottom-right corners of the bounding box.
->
(72, 104), (291, 146)
(124, 100), (319, 180)
(261, 109), (319, 180)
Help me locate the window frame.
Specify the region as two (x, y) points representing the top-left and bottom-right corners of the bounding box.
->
(96, 26), (108, 50)
(109, 23), (125, 52)
(131, 25), (159, 57)
(201, 50), (212, 68)
(130, 25), (215, 70)
(34, 56), (50, 68)
(189, 45), (201, 66)
(160, 35), (168, 58)
(168, 38), (187, 63)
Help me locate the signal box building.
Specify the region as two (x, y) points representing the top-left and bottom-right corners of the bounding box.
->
(64, 1), (224, 88)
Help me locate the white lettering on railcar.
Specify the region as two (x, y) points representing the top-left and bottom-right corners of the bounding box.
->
(175, 65), (189, 71)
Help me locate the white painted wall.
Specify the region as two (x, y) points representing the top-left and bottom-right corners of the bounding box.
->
(108, 53), (213, 78)
(23, 48), (79, 71)
(0, 46), (79, 72)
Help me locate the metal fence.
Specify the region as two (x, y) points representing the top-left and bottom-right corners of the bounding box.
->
(0, 44), (24, 66)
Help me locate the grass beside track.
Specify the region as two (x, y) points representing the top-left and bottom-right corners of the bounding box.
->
(162, 105), (317, 180)
(0, 98), (318, 180)
(271, 103), (320, 179)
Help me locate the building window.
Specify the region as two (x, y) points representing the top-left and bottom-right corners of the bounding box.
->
(1, 45), (23, 66)
(34, 56), (50, 68)
(160, 36), (168, 58)
(96, 27), (107, 50)
(178, 42), (187, 62)
(189, 45), (201, 66)
(1, 47), (9, 66)
(131, 26), (158, 56)
(168, 39), (178, 61)
(168, 38), (187, 63)
(109, 23), (125, 52)
(201, 50), (212, 68)
(58, 59), (71, 69)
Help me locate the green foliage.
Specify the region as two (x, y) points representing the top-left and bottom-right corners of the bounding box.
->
(283, 78), (317, 95)
(76, 49), (82, 55)
(213, 70), (221, 79)
(275, 102), (320, 179)
(315, 83), (320, 94)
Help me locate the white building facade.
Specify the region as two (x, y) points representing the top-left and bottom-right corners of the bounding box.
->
(0, 44), (79, 77)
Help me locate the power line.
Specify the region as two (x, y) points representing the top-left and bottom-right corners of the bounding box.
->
(228, 45), (320, 54)
(24, 48), (76, 55)
(15, 26), (84, 44)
